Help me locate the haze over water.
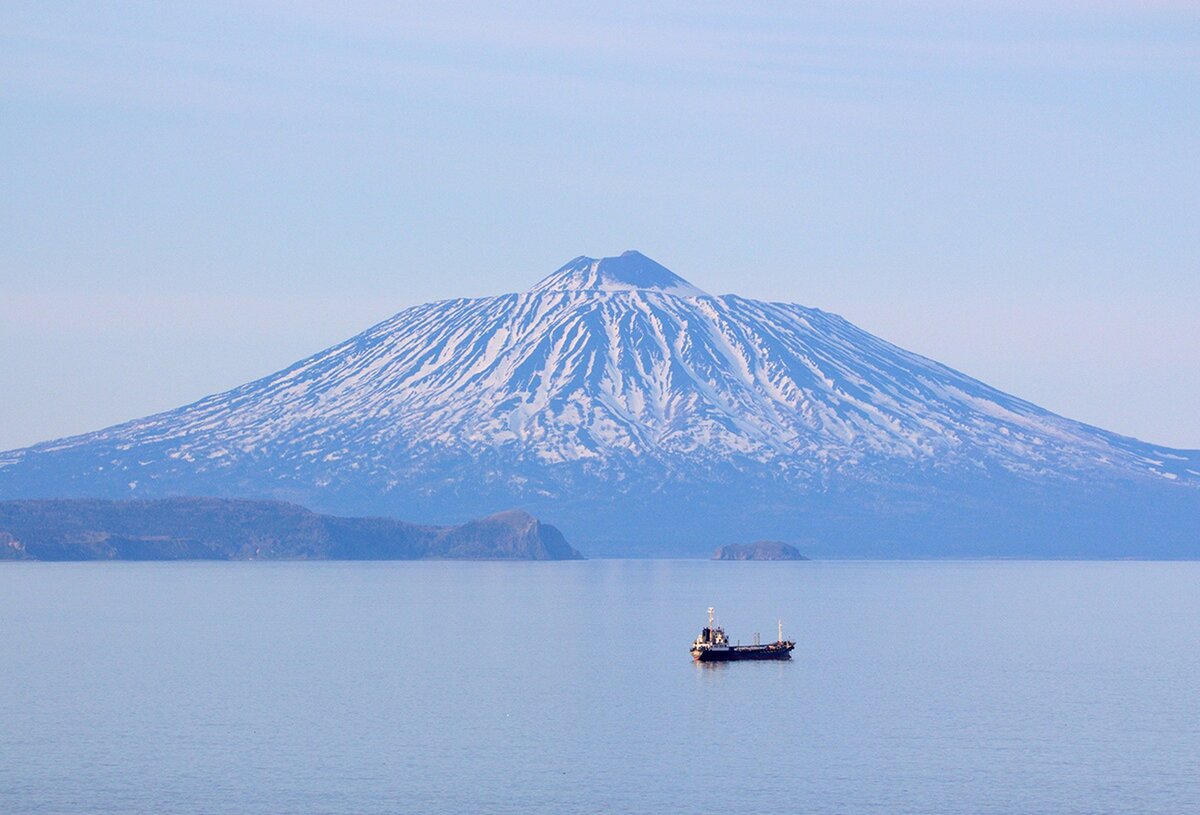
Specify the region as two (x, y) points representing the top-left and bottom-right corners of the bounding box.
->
(3, 559), (1198, 814)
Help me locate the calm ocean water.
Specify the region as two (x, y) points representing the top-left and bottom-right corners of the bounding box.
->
(2, 559), (1198, 815)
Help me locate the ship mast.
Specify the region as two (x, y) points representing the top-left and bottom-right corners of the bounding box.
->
(778, 619), (783, 643)
(708, 607), (715, 629)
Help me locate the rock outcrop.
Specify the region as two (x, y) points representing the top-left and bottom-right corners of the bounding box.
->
(713, 541), (809, 561)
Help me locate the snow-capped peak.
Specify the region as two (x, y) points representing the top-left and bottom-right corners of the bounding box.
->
(1, 251), (1197, 557)
(529, 250), (707, 297)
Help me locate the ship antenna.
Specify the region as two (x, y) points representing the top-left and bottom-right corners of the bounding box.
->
(778, 619), (783, 643)
(708, 607), (714, 628)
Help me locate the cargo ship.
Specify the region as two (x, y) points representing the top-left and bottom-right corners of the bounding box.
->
(691, 607), (794, 662)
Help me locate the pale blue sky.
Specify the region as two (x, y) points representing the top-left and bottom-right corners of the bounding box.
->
(2, 1), (1198, 450)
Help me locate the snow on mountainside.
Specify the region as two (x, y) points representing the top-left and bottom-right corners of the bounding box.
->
(1, 251), (1197, 556)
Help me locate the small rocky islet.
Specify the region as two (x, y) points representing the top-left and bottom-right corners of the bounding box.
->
(711, 541), (809, 561)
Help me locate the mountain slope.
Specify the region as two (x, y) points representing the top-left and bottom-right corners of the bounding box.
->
(2, 251), (1197, 556)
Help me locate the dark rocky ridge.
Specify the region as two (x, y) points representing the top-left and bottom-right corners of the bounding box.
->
(713, 541), (809, 561)
(0, 498), (582, 561)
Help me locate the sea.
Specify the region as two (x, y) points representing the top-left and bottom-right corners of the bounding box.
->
(2, 559), (1198, 815)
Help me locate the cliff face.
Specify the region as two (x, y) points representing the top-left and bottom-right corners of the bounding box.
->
(437, 510), (581, 560)
(0, 498), (583, 561)
(712, 541), (809, 561)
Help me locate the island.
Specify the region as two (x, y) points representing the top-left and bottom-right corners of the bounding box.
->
(712, 541), (809, 561)
(0, 498), (583, 561)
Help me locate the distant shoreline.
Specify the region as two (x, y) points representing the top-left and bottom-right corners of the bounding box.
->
(0, 497), (583, 562)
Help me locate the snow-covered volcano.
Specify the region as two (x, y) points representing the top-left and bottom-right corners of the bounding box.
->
(2, 251), (1197, 556)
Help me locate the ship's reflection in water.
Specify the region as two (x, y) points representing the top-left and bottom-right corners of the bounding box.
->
(692, 657), (794, 695)
(693, 659), (793, 672)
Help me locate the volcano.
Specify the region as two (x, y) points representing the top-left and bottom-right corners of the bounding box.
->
(3, 251), (1197, 556)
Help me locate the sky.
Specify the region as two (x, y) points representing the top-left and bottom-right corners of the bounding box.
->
(2, 1), (1198, 451)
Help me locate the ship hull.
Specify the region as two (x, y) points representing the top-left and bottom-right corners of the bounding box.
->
(692, 644), (794, 662)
